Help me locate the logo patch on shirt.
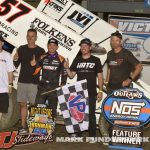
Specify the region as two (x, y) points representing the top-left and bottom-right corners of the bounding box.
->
(0, 59), (6, 63)
(109, 59), (123, 66)
(77, 62), (95, 69)
(43, 66), (58, 70)
(52, 60), (59, 65)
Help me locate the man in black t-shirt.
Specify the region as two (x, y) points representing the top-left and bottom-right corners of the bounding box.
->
(105, 31), (142, 94)
(64, 38), (103, 141)
(13, 29), (45, 134)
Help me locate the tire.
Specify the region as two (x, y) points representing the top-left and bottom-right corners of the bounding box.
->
(0, 88), (20, 131)
(99, 114), (109, 137)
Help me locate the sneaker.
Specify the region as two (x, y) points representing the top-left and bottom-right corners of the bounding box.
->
(19, 128), (28, 134)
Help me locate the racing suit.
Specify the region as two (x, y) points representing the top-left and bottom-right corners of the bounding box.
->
(34, 52), (67, 118)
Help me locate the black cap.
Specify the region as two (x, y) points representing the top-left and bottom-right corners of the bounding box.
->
(79, 38), (92, 46)
(0, 36), (4, 42)
(111, 31), (122, 39)
(47, 38), (58, 45)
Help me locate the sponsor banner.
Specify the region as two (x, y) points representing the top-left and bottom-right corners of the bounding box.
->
(102, 88), (150, 150)
(27, 104), (55, 135)
(37, 0), (117, 48)
(57, 80), (89, 133)
(109, 15), (150, 62)
(0, 0), (82, 64)
(102, 88), (150, 128)
(0, 131), (53, 149)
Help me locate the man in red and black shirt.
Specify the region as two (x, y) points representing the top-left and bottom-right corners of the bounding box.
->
(33, 38), (67, 119)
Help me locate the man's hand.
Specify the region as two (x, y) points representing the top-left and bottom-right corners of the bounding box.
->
(64, 58), (69, 69)
(41, 54), (47, 59)
(97, 92), (103, 102)
(13, 51), (19, 61)
(30, 55), (36, 66)
(122, 78), (132, 87)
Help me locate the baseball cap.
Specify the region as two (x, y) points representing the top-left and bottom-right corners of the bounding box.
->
(111, 31), (122, 39)
(47, 38), (58, 45)
(0, 36), (4, 42)
(79, 38), (92, 46)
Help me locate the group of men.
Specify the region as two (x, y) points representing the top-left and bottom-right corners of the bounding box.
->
(0, 29), (142, 142)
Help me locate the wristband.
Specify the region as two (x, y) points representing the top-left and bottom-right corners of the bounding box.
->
(104, 81), (108, 84)
(98, 90), (103, 93)
(9, 83), (13, 87)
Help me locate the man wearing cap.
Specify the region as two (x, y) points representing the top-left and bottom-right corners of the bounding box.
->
(99, 31), (143, 142)
(64, 38), (103, 141)
(0, 36), (14, 120)
(106, 31), (142, 94)
(33, 38), (67, 119)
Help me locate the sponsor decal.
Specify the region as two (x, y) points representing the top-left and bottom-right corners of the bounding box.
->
(102, 88), (150, 150)
(43, 65), (58, 70)
(118, 21), (150, 33)
(103, 88), (150, 128)
(0, 21), (18, 36)
(110, 127), (143, 148)
(0, 0), (32, 23)
(47, 0), (68, 13)
(68, 94), (86, 122)
(31, 18), (76, 51)
(0, 131), (53, 149)
(0, 104), (54, 149)
(77, 62), (95, 69)
(109, 59), (123, 66)
(0, 30), (9, 38)
(67, 10), (94, 28)
(27, 104), (55, 136)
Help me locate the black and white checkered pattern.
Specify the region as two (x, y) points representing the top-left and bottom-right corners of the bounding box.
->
(57, 80), (89, 133)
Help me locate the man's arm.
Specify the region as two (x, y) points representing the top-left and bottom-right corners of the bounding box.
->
(122, 63), (143, 87)
(97, 72), (103, 102)
(66, 69), (76, 79)
(98, 72), (103, 91)
(64, 58), (76, 79)
(8, 71), (13, 93)
(105, 67), (110, 84)
(130, 63), (143, 80)
(13, 49), (20, 68)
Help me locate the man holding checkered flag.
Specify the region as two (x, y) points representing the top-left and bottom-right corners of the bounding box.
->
(64, 38), (103, 143)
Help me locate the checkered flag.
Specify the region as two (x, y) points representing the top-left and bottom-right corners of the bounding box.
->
(57, 80), (89, 133)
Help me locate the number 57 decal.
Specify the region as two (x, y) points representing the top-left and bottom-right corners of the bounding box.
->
(0, 0), (32, 23)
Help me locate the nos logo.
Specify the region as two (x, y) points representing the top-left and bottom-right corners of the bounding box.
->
(111, 101), (145, 116)
(67, 10), (93, 28)
(68, 94), (86, 122)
